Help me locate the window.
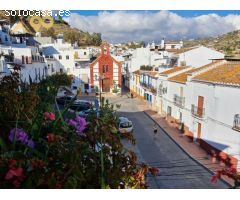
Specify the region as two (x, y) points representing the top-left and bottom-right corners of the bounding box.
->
(103, 65), (108, 73)
(180, 61), (186, 66)
(22, 56), (25, 64)
(167, 106), (172, 116)
(233, 114), (240, 131)
(66, 55), (69, 60)
(5, 35), (8, 42)
(59, 55), (62, 60)
(84, 52), (86, 55)
(104, 48), (107, 55)
(0, 61), (3, 72)
(84, 84), (89, 89)
(60, 68), (63, 73)
(51, 66), (55, 73)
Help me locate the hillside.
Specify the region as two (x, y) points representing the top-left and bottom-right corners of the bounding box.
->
(0, 10), (102, 46)
(40, 22), (102, 46)
(183, 30), (240, 56)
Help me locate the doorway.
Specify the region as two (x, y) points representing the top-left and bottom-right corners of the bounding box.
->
(197, 96), (204, 117)
(102, 78), (110, 92)
(197, 122), (201, 143)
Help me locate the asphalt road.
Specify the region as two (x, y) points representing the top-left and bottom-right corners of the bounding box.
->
(106, 93), (227, 189)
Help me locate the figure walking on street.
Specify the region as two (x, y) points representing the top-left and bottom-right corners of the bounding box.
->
(153, 122), (158, 139)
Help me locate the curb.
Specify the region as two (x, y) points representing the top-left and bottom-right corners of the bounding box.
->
(143, 110), (232, 188)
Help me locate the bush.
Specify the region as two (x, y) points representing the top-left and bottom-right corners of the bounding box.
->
(0, 71), (158, 188)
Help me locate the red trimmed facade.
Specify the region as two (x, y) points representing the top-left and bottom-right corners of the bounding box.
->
(90, 42), (122, 92)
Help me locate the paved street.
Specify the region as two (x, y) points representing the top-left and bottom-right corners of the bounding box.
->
(106, 93), (228, 189)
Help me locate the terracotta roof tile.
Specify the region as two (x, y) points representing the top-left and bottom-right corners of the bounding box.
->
(143, 71), (158, 77)
(165, 47), (197, 54)
(168, 62), (217, 84)
(192, 64), (240, 85)
(159, 66), (187, 76)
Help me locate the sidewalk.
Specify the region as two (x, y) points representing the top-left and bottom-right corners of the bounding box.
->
(135, 99), (234, 187)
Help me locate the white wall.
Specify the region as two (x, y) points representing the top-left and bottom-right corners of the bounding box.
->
(130, 47), (151, 72)
(20, 62), (47, 83)
(177, 46), (224, 68)
(187, 82), (240, 162)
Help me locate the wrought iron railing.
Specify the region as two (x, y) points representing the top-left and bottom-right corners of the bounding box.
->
(233, 114), (240, 131)
(191, 104), (205, 118)
(173, 94), (185, 107)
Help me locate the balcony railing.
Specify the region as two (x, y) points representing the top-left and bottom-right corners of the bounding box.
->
(191, 105), (205, 118)
(158, 88), (164, 96)
(233, 114), (240, 132)
(173, 94), (185, 107)
(140, 82), (157, 94)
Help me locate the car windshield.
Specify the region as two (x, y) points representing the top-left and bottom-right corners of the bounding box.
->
(120, 122), (132, 128)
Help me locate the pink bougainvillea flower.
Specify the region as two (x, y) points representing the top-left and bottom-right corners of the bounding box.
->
(8, 160), (17, 169)
(44, 112), (55, 121)
(5, 167), (24, 180)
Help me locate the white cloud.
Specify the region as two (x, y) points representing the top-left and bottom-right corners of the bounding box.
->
(64, 11), (240, 43)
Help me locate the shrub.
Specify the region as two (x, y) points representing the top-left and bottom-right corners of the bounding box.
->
(0, 71), (158, 188)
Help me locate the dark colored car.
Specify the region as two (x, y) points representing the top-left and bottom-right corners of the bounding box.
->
(68, 100), (101, 118)
(56, 95), (76, 105)
(69, 100), (92, 111)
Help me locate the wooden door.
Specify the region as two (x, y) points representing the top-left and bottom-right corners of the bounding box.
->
(197, 96), (204, 117)
(197, 123), (201, 143)
(102, 78), (110, 92)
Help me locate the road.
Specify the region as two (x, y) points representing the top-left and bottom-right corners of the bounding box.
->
(106, 92), (227, 189)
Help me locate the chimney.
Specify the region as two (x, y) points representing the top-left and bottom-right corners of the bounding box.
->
(161, 38), (165, 49)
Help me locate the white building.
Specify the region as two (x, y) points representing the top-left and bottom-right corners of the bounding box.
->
(167, 46), (225, 68)
(73, 48), (92, 93)
(41, 35), (75, 76)
(154, 58), (240, 169)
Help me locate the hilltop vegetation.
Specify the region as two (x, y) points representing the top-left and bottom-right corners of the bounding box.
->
(0, 10), (102, 46)
(183, 30), (240, 56)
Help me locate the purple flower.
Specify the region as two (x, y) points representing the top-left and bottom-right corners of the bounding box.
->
(67, 116), (87, 135)
(9, 128), (28, 144)
(8, 128), (35, 149)
(68, 119), (78, 127)
(27, 139), (35, 149)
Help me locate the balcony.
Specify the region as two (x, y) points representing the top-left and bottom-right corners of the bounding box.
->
(158, 88), (164, 96)
(233, 114), (240, 132)
(140, 82), (157, 94)
(191, 105), (205, 118)
(173, 94), (185, 108)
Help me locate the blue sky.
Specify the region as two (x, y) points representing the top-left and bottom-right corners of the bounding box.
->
(66, 10), (240, 43)
(71, 10), (240, 17)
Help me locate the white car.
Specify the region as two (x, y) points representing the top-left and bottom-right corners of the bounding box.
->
(118, 117), (134, 134)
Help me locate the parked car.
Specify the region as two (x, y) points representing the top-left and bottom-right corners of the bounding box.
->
(68, 99), (101, 117)
(69, 100), (92, 111)
(118, 117), (134, 135)
(56, 95), (76, 105)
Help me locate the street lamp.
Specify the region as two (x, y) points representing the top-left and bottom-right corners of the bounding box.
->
(98, 74), (105, 107)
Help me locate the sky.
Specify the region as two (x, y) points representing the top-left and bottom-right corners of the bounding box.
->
(63, 10), (240, 43)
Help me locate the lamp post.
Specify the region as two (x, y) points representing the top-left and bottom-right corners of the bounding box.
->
(98, 74), (105, 107)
